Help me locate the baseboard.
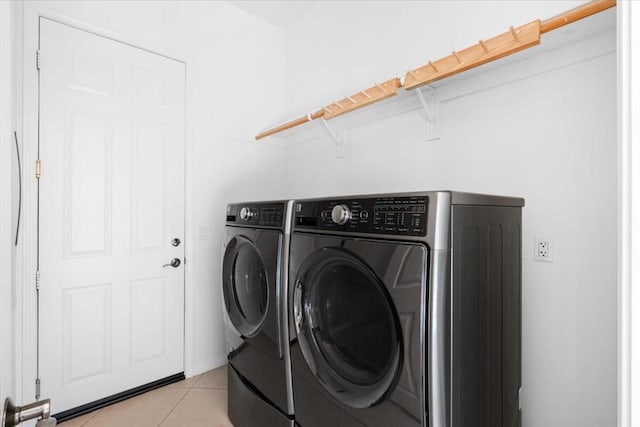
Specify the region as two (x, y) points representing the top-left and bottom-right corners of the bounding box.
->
(191, 354), (227, 377)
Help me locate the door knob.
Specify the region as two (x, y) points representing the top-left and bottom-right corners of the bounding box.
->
(163, 258), (181, 268)
(3, 397), (55, 427)
(171, 238), (181, 247)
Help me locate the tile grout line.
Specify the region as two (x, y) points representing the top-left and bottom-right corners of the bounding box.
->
(192, 386), (228, 390)
(72, 371), (221, 426)
(61, 373), (213, 426)
(157, 369), (227, 426)
(156, 381), (196, 426)
(77, 407), (101, 427)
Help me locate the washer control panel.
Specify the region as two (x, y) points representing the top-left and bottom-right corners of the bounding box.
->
(295, 195), (427, 236)
(226, 202), (285, 228)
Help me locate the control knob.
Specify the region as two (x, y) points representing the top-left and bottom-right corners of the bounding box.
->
(331, 204), (351, 225)
(240, 207), (256, 220)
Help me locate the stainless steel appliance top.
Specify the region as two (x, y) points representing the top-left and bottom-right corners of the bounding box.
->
(294, 191), (524, 207)
(292, 191), (524, 250)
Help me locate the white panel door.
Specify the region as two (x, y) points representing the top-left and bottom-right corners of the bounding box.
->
(38, 18), (185, 412)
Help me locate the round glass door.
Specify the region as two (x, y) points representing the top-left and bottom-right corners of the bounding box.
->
(294, 248), (402, 408)
(223, 236), (269, 337)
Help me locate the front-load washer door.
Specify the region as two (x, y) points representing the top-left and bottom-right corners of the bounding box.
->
(290, 234), (427, 421)
(223, 231), (282, 358)
(293, 247), (403, 409)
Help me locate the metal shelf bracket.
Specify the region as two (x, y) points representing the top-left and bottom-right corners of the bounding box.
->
(415, 86), (440, 141)
(321, 118), (346, 158)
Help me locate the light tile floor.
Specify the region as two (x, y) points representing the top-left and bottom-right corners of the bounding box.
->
(59, 366), (232, 427)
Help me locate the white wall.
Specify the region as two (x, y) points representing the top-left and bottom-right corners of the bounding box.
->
(283, 0), (590, 115)
(11, 0), (287, 397)
(280, 3), (617, 427)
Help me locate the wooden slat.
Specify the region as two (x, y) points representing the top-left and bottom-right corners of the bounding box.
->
(541, 0), (616, 34)
(404, 20), (541, 90)
(255, 110), (324, 140)
(322, 78), (402, 119)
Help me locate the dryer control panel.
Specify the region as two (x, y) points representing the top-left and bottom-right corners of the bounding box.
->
(226, 202), (285, 228)
(295, 195), (428, 236)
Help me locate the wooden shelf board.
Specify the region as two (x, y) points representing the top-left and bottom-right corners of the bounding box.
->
(255, 110), (324, 140)
(323, 78), (402, 120)
(541, 0), (615, 34)
(403, 20), (541, 91)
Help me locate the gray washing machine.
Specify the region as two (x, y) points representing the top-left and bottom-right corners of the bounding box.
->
(222, 201), (295, 427)
(288, 191), (523, 427)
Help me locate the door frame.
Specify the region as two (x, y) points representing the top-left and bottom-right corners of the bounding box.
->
(16, 2), (195, 404)
(618, 3), (640, 427)
(0, 0), (17, 407)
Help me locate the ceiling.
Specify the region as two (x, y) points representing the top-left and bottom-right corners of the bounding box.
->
(229, 1), (319, 30)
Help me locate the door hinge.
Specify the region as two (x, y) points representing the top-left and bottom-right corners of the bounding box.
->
(35, 378), (41, 400)
(35, 270), (40, 290)
(36, 50), (41, 70)
(35, 159), (41, 179)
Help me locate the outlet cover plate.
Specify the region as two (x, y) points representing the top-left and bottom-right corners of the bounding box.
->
(535, 237), (553, 262)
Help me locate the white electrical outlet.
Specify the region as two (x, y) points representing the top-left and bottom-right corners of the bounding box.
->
(535, 237), (552, 262)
